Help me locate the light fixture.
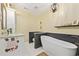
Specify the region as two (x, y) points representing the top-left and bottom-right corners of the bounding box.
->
(51, 3), (58, 13)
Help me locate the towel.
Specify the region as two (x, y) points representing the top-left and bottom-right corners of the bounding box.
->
(6, 40), (18, 52)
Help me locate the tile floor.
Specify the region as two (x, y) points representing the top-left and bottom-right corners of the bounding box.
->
(25, 42), (46, 56)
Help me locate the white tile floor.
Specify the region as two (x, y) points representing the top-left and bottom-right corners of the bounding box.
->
(0, 38), (46, 56)
(25, 42), (45, 56)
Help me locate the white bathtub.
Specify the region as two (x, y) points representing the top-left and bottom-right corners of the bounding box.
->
(41, 35), (78, 56)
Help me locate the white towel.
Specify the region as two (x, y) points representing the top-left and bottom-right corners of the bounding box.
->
(6, 40), (18, 52)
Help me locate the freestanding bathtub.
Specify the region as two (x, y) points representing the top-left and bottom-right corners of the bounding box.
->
(41, 35), (78, 56)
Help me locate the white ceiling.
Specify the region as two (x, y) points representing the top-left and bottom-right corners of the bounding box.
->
(14, 3), (52, 15)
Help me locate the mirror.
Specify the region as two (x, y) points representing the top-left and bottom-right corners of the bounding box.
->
(6, 8), (16, 33)
(0, 3), (16, 34)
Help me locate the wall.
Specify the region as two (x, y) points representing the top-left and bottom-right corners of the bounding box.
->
(1, 3), (79, 42)
(13, 3), (79, 42)
(15, 9), (40, 41)
(39, 3), (79, 35)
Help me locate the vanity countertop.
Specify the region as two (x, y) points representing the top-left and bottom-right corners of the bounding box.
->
(0, 33), (24, 38)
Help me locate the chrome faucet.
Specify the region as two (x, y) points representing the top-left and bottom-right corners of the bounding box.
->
(7, 28), (12, 35)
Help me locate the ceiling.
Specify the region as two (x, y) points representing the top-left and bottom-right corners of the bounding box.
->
(13, 3), (52, 15)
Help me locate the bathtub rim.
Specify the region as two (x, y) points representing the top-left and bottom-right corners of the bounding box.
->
(41, 35), (77, 49)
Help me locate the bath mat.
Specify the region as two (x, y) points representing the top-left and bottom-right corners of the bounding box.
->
(37, 52), (48, 56)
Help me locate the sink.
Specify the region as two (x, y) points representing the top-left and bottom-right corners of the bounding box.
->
(0, 33), (24, 38)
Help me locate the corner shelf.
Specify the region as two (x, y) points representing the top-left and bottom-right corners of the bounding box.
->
(55, 25), (79, 28)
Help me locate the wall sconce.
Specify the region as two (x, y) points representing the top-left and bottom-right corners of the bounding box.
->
(40, 21), (42, 29)
(51, 3), (58, 13)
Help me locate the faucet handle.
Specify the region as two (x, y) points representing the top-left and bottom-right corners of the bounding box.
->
(9, 28), (12, 34)
(7, 28), (12, 35)
(7, 29), (9, 35)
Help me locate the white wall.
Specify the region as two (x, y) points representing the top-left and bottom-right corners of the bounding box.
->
(15, 3), (79, 42)
(1, 3), (79, 42)
(39, 3), (79, 35)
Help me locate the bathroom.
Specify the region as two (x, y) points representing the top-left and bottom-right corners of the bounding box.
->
(0, 3), (79, 56)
